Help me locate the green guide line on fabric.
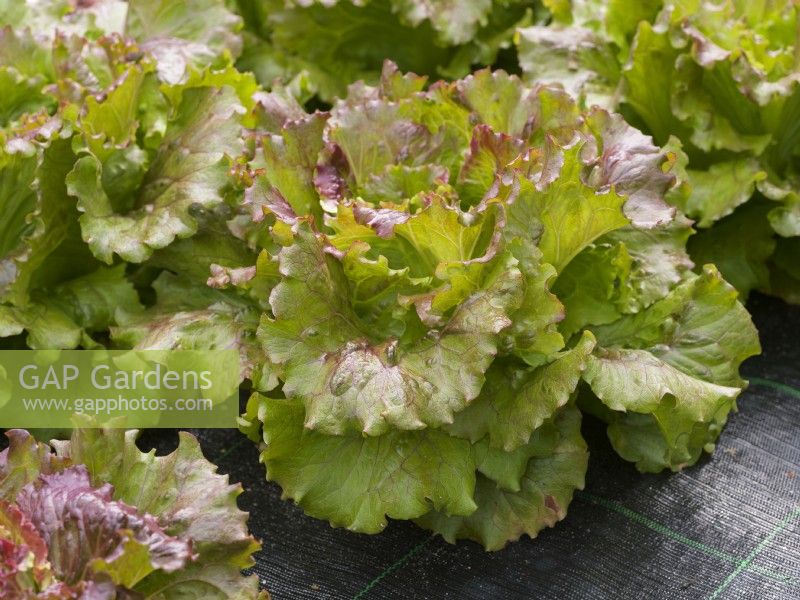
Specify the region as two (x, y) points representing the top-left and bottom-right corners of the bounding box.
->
(353, 536), (435, 599)
(747, 377), (800, 400)
(708, 505), (800, 599)
(579, 492), (798, 585)
(350, 492), (797, 599)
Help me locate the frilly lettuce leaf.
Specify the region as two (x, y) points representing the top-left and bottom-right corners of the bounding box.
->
(0, 130), (77, 307)
(508, 144), (629, 272)
(553, 241), (634, 338)
(16, 465), (194, 587)
(515, 23), (619, 110)
(0, 430), (68, 499)
(243, 389), (590, 550)
(0, 0), (242, 84)
(69, 73), (247, 264)
(0, 500), (56, 597)
(0, 27), (56, 127)
(761, 176), (800, 238)
(54, 424), (261, 571)
(113, 270), (271, 390)
(260, 210), (523, 436)
(445, 331), (595, 451)
(554, 213), (695, 338)
(250, 393), (477, 533)
(0, 0), (127, 39)
(674, 159), (766, 228)
(581, 265), (760, 471)
(0, 121), (141, 348)
(503, 238), (565, 365)
(125, 0), (243, 83)
(602, 216), (695, 309)
(416, 404), (588, 551)
(0, 262), (141, 350)
(516, 0), (662, 108)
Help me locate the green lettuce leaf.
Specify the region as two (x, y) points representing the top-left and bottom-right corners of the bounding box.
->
(233, 0), (537, 101)
(446, 332), (595, 451)
(125, 0), (243, 83)
(260, 212), (523, 435)
(253, 393), (477, 533)
(516, 24), (619, 110)
(0, 129), (80, 306)
(582, 266), (760, 471)
(1, 0), (241, 84)
(416, 404), (588, 551)
(112, 271), (269, 389)
(677, 159), (767, 228)
(70, 80), (246, 264)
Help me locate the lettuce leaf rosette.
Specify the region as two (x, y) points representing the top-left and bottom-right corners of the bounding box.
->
(233, 63), (759, 548)
(516, 0), (800, 302)
(0, 0), (253, 349)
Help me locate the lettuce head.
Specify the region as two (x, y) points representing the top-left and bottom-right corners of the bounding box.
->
(232, 63), (759, 548)
(0, 424), (266, 598)
(516, 0), (800, 302)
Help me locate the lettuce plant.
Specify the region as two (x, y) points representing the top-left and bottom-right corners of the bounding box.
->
(0, 0), (242, 85)
(0, 424), (265, 598)
(517, 0), (800, 302)
(0, 0), (253, 349)
(0, 1), (762, 550)
(233, 63), (759, 548)
(230, 0), (543, 101)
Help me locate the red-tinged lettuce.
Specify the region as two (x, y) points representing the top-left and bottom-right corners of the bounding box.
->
(0, 426), (266, 598)
(66, 67), (251, 265)
(233, 63), (759, 548)
(517, 0), (800, 303)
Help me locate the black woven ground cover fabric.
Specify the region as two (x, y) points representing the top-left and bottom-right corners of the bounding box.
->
(10, 292), (800, 599)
